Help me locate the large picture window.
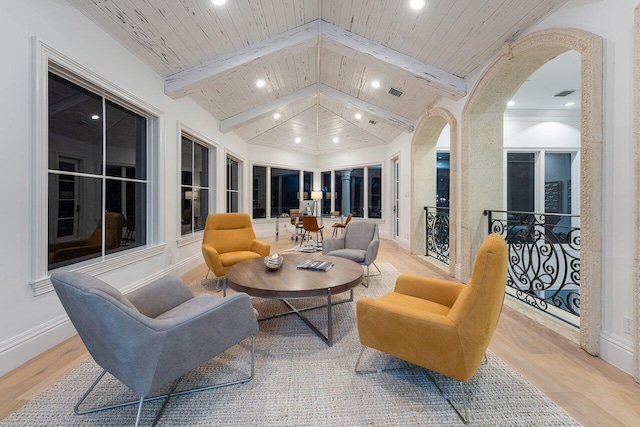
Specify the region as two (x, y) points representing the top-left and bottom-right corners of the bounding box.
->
(47, 72), (148, 270)
(250, 167), (314, 218)
(181, 135), (209, 236)
(323, 164), (382, 219)
(271, 168), (299, 216)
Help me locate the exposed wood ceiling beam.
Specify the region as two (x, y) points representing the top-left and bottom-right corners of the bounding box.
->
(220, 84), (414, 134)
(165, 21), (319, 99)
(219, 85), (318, 133)
(320, 21), (466, 100)
(166, 20), (466, 101)
(317, 84), (415, 132)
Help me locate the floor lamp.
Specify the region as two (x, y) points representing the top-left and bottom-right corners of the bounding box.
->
(311, 191), (323, 216)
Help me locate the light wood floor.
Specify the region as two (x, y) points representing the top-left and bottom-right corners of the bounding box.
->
(2, 236), (639, 425)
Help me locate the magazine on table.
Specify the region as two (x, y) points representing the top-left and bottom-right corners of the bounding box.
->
(296, 259), (334, 271)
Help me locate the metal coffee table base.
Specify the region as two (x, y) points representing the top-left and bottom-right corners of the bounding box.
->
(258, 289), (354, 346)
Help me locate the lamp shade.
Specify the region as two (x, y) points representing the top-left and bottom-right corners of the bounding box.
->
(311, 191), (323, 200)
(185, 190), (199, 200)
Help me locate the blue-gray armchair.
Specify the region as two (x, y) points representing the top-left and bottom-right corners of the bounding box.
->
(322, 222), (380, 287)
(50, 271), (258, 426)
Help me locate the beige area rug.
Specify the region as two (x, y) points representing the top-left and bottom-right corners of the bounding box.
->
(1, 264), (580, 426)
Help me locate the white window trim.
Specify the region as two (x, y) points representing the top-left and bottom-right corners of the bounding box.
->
(224, 149), (244, 213)
(177, 123), (217, 244)
(31, 37), (165, 296)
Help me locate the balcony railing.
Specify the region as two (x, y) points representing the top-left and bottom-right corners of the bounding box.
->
(484, 209), (580, 325)
(424, 206), (449, 265)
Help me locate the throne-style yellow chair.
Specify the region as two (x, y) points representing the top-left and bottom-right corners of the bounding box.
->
(355, 233), (508, 423)
(201, 213), (270, 294)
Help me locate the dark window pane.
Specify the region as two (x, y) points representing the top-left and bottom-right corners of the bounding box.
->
(253, 166), (267, 218)
(436, 153), (450, 208)
(48, 174), (102, 269)
(507, 153), (535, 212)
(335, 171), (343, 214)
(48, 72), (102, 175)
(368, 165), (382, 218)
(117, 182), (146, 250)
(194, 189), (208, 233)
(106, 100), (147, 180)
(194, 143), (209, 187)
(181, 186), (193, 236)
(182, 137), (193, 186)
(227, 157), (239, 191)
(271, 168), (299, 216)
(322, 171), (331, 215)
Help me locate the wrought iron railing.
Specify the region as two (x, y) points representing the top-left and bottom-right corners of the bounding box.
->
(484, 210), (580, 323)
(424, 206), (450, 265)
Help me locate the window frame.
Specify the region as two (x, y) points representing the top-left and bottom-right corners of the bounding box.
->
(322, 163), (384, 220)
(31, 38), (164, 296)
(250, 162), (314, 219)
(225, 152), (243, 213)
(503, 149), (580, 215)
(178, 124), (217, 244)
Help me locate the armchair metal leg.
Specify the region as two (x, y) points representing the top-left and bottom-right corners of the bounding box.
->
(424, 370), (470, 424)
(361, 262), (381, 288)
(74, 336), (256, 425)
(215, 276), (227, 296)
(354, 346), (419, 374)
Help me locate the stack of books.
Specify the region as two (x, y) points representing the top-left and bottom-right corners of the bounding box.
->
(296, 259), (334, 271)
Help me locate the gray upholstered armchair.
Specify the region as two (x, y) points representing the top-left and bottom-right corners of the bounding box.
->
(322, 222), (380, 287)
(50, 271), (258, 427)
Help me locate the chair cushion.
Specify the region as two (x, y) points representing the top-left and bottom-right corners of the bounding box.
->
(219, 251), (262, 267)
(326, 248), (366, 263)
(378, 292), (451, 317)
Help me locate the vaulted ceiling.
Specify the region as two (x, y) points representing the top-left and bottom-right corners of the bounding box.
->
(68, 0), (569, 155)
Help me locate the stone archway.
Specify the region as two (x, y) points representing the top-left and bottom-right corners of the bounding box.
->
(410, 108), (457, 277)
(461, 28), (603, 356)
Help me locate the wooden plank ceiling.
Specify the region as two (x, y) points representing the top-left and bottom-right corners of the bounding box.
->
(68, 0), (569, 155)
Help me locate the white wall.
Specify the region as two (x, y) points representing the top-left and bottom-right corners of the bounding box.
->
(503, 112), (581, 150)
(0, 0), (253, 375)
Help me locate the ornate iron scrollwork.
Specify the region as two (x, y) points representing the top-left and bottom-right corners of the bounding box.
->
(425, 207), (450, 265)
(485, 210), (580, 318)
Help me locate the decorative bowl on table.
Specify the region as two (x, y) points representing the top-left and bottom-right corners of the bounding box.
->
(264, 254), (283, 270)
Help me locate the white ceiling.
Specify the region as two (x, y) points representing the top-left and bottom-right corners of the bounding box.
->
(508, 50), (581, 111)
(68, 0), (570, 154)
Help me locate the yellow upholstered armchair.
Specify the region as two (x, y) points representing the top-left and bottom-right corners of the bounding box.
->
(202, 213), (270, 294)
(49, 212), (124, 268)
(355, 233), (507, 423)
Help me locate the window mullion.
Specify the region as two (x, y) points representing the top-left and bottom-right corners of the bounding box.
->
(101, 97), (107, 260)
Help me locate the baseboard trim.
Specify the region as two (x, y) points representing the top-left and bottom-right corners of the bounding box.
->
(600, 331), (634, 375)
(0, 253), (203, 376)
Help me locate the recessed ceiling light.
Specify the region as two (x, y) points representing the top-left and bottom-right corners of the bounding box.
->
(256, 79), (266, 88)
(273, 113), (281, 119)
(91, 114), (100, 120)
(507, 101), (515, 107)
(332, 137), (339, 143)
(354, 113), (362, 120)
(295, 137), (302, 143)
(211, 0), (226, 6)
(409, 0), (425, 10)
(371, 80), (381, 89)
(565, 102), (576, 107)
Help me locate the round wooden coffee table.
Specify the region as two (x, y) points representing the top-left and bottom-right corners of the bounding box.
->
(225, 253), (363, 346)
